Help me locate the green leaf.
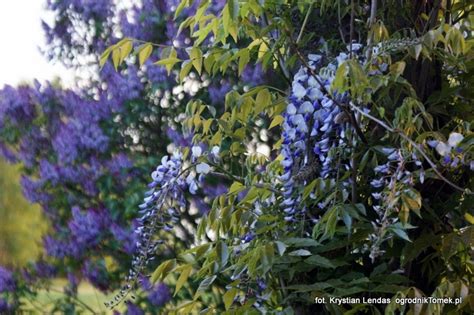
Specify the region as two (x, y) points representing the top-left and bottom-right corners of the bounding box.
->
(99, 46), (113, 68)
(223, 288), (238, 310)
(138, 43), (153, 67)
(151, 259), (176, 283)
(156, 48), (180, 74)
(269, 115), (284, 129)
(274, 241), (287, 256)
(288, 249), (312, 256)
(228, 181), (245, 195)
(305, 255), (336, 269)
(174, 264), (192, 296)
(118, 39), (133, 64)
(222, 4), (230, 37)
(401, 188), (422, 217)
(255, 88), (271, 114)
(283, 238), (319, 247)
(112, 48), (121, 70)
(155, 57), (182, 66)
(331, 61), (349, 93)
(216, 241), (229, 267)
(239, 187), (259, 204)
(238, 49), (249, 76)
(190, 47), (203, 74)
(390, 61), (406, 78)
(195, 275), (217, 299)
(302, 179), (317, 200)
(390, 227), (411, 242)
(174, 0), (189, 19)
(180, 60), (193, 82)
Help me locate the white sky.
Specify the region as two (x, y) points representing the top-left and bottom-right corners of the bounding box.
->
(0, 1), (73, 88)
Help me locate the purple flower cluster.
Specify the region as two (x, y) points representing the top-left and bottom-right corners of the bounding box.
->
(124, 301), (144, 315)
(69, 207), (110, 248)
(108, 146), (220, 307)
(82, 260), (110, 292)
(0, 267), (15, 293)
(147, 283), (171, 307)
(107, 151), (189, 307)
(280, 51), (354, 222)
(140, 278), (171, 307)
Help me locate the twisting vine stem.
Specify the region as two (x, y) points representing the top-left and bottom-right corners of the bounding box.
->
(296, 2), (314, 44)
(366, 0), (377, 60)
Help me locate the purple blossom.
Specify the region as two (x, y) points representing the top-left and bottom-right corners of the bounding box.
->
(52, 123), (79, 163)
(39, 159), (60, 184)
(280, 51), (352, 221)
(147, 283), (171, 307)
(0, 267), (15, 293)
(125, 301), (144, 315)
(0, 142), (17, 163)
(0, 298), (12, 313)
(64, 272), (79, 295)
(0, 85), (35, 126)
(20, 176), (49, 204)
(44, 236), (69, 259)
(242, 233), (255, 243)
(241, 64), (265, 86)
(208, 81), (232, 104)
(68, 207), (109, 248)
(33, 261), (57, 279)
(111, 223), (138, 255)
(166, 128), (192, 147)
(82, 260), (110, 292)
(107, 153), (133, 176)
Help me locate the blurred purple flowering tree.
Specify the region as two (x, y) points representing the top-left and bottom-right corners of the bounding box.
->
(0, 0), (266, 313)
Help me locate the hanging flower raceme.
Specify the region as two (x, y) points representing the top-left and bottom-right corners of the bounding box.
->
(107, 146), (219, 308)
(280, 49), (359, 224)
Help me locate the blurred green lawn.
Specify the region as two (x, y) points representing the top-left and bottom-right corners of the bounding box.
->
(0, 158), (46, 266)
(21, 279), (127, 314)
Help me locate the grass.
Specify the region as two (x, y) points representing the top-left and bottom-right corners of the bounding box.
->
(20, 279), (128, 314)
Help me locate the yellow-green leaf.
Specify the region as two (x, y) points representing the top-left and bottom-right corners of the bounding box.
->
(174, 264), (192, 296)
(155, 57), (182, 66)
(156, 56), (181, 75)
(112, 48), (121, 70)
(223, 288), (238, 310)
(255, 88), (271, 114)
(202, 118), (213, 134)
(228, 181), (244, 195)
(465, 213), (474, 225)
(190, 47), (203, 74)
(180, 60), (193, 82)
(174, 0), (189, 20)
(151, 259), (176, 283)
(237, 49), (249, 76)
(99, 46), (113, 68)
(138, 43), (153, 67)
(269, 115), (284, 129)
(390, 61), (406, 77)
(222, 4), (230, 37)
(119, 39), (133, 64)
